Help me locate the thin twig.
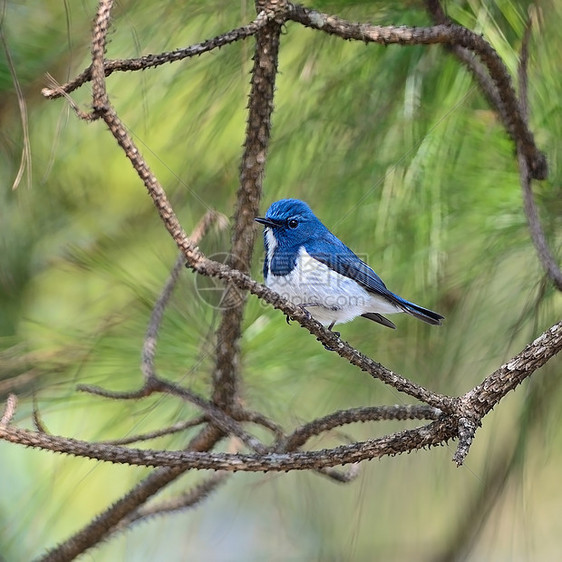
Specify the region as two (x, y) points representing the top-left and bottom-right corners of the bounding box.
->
(518, 12), (532, 124)
(101, 416), (207, 446)
(453, 416), (478, 467)
(287, 2), (547, 180)
(515, 14), (562, 290)
(425, 1), (507, 133)
(235, 409), (285, 440)
(317, 464), (360, 483)
(122, 472), (229, 524)
(0, 394), (17, 426)
(41, 10), (278, 99)
(32, 395), (49, 433)
(38, 424), (224, 562)
(142, 210), (227, 384)
(281, 405), (442, 452)
(43, 73), (97, 121)
(210, 1), (284, 412)
(141, 253), (185, 383)
(518, 149), (562, 290)
(77, 383), (154, 400)
(78, 377), (267, 454)
(153, 377), (267, 453)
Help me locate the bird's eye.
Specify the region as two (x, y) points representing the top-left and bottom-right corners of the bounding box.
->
(288, 219), (298, 229)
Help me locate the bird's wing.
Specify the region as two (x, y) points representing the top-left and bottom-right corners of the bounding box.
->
(306, 232), (396, 300)
(306, 233), (444, 326)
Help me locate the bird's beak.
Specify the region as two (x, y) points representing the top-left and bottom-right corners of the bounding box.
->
(254, 217), (277, 228)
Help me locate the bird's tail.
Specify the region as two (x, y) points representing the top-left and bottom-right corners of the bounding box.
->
(398, 298), (444, 326)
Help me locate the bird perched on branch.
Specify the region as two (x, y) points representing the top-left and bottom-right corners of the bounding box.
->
(255, 198), (443, 330)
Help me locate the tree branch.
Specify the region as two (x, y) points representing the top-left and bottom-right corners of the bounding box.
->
(100, 416), (207, 446)
(22, 1), (558, 557)
(516, 15), (562, 290)
(41, 10), (278, 99)
(287, 2), (547, 180)
(3, 321), (560, 473)
(427, 1), (560, 290)
(280, 404), (442, 452)
(38, 424), (224, 562)
(210, 1), (284, 412)
(64, 0), (455, 413)
(454, 320), (562, 464)
(78, 376), (268, 454)
(142, 210), (227, 384)
(2, 416), (455, 472)
(116, 472), (229, 528)
(425, 0), (509, 135)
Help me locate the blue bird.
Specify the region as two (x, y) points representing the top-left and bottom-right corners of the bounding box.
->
(255, 199), (443, 330)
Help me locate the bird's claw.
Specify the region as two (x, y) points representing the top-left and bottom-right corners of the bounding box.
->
(298, 305), (313, 321)
(286, 306), (313, 326)
(318, 326), (340, 351)
(326, 320), (340, 338)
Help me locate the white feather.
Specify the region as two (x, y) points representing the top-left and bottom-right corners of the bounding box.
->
(264, 228), (277, 266)
(265, 247), (401, 326)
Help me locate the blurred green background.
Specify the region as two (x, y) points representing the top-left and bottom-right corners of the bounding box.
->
(1, 0), (561, 560)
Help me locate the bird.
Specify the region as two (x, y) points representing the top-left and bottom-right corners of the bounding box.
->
(255, 198), (443, 331)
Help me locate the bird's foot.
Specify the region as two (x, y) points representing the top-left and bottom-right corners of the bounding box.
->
(327, 321), (340, 338)
(298, 305), (313, 321)
(319, 322), (340, 351)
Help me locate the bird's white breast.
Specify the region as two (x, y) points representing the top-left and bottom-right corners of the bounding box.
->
(265, 247), (401, 326)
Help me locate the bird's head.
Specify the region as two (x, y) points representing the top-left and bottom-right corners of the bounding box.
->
(255, 199), (323, 248)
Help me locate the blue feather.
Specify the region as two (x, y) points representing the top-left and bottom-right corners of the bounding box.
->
(255, 199), (444, 328)
(306, 238), (442, 325)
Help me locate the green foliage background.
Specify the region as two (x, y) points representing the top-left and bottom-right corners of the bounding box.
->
(1, 0), (561, 560)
